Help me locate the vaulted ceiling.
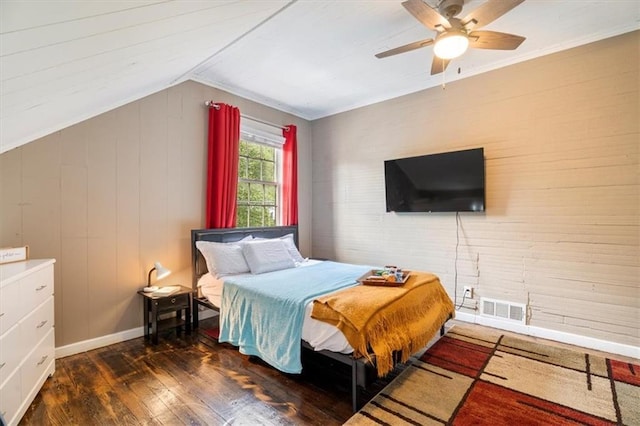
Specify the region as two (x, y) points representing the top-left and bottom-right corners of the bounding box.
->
(1, 0), (638, 153)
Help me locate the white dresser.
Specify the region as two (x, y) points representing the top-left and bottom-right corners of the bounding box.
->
(0, 259), (56, 426)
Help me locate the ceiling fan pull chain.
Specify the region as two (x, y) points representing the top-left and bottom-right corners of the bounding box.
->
(442, 59), (446, 89)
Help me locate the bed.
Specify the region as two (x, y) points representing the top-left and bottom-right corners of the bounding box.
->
(191, 225), (454, 411)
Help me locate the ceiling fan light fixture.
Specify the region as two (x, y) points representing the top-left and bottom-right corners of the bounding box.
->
(434, 32), (469, 59)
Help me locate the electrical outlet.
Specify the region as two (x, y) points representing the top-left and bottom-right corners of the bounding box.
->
(463, 286), (473, 298)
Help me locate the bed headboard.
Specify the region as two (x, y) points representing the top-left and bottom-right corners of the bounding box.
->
(191, 225), (299, 291)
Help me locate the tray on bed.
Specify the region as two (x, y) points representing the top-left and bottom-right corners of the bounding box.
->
(357, 269), (410, 287)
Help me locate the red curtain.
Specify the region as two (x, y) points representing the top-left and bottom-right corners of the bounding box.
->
(205, 104), (240, 228)
(282, 125), (298, 225)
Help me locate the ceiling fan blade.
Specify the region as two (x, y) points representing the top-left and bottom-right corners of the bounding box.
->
(461, 0), (525, 30)
(468, 30), (525, 50)
(402, 0), (450, 31)
(430, 56), (451, 75)
(375, 38), (434, 58)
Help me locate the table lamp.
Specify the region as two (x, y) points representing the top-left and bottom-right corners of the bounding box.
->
(143, 262), (171, 292)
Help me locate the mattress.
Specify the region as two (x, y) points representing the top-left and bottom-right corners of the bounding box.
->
(198, 260), (353, 354)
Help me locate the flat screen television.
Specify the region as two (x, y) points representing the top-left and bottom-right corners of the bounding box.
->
(384, 148), (485, 213)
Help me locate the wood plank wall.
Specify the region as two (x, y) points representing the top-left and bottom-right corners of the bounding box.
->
(310, 32), (639, 347)
(0, 81), (312, 347)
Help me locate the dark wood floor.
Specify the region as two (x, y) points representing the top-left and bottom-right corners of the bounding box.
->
(20, 318), (636, 425)
(19, 318), (392, 426)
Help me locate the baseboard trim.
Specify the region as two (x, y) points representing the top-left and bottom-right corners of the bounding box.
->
(55, 327), (144, 358)
(455, 312), (639, 360)
(55, 310), (220, 359)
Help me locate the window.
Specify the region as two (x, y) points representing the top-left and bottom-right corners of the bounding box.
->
(235, 119), (285, 228)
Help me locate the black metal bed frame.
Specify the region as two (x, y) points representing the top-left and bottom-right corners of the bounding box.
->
(190, 225), (446, 412)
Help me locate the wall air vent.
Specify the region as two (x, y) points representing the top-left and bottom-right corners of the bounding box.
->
(480, 297), (527, 324)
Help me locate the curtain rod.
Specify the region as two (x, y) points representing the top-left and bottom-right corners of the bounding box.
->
(205, 101), (289, 132)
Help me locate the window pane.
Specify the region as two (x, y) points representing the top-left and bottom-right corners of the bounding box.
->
(245, 142), (262, 159)
(265, 207), (276, 226)
(236, 139), (280, 228)
(248, 159), (261, 180)
(236, 205), (248, 227)
(249, 184), (264, 203)
(265, 185), (276, 204)
(263, 161), (275, 182)
(237, 182), (249, 202)
(262, 146), (275, 161)
(238, 157), (248, 179)
(240, 140), (259, 159)
(249, 206), (264, 227)
(239, 140), (249, 155)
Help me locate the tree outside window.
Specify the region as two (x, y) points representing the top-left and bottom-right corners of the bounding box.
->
(236, 140), (279, 227)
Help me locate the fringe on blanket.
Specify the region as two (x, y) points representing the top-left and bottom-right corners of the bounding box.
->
(312, 272), (455, 377)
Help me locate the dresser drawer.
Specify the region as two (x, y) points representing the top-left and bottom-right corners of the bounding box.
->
(21, 328), (54, 398)
(0, 367), (22, 426)
(155, 294), (190, 312)
(0, 323), (24, 387)
(0, 259), (55, 426)
(22, 265), (54, 314)
(21, 297), (54, 352)
(0, 280), (24, 335)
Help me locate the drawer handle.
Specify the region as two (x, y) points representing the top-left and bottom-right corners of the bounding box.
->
(0, 312), (4, 317)
(37, 320), (48, 329)
(171, 298), (176, 303)
(37, 355), (49, 366)
(36, 284), (47, 291)
(0, 362), (5, 369)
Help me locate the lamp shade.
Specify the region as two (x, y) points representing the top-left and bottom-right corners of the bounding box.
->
(147, 262), (171, 287)
(154, 262), (171, 280)
(434, 32), (469, 60)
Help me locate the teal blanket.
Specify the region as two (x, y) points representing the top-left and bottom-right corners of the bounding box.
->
(218, 261), (371, 374)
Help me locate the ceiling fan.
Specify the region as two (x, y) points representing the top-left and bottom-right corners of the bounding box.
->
(376, 0), (526, 75)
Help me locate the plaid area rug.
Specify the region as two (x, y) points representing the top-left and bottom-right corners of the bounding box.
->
(345, 324), (639, 425)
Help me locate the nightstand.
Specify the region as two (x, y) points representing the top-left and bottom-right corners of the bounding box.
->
(138, 285), (193, 344)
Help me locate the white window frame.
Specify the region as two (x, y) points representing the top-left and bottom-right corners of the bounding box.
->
(237, 118), (285, 227)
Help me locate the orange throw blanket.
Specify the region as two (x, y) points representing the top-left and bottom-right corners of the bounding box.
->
(311, 272), (454, 377)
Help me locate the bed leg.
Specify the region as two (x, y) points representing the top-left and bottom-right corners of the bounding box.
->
(193, 301), (199, 329)
(352, 358), (358, 413)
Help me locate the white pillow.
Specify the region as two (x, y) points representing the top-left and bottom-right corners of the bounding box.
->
(280, 234), (305, 263)
(242, 239), (296, 274)
(253, 233), (305, 264)
(196, 240), (250, 277)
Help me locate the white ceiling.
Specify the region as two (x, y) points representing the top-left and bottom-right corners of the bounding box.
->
(1, 0), (638, 154)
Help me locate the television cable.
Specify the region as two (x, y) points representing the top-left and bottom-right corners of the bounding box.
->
(454, 211), (467, 310)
